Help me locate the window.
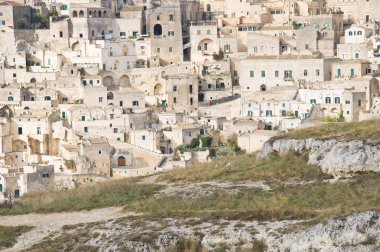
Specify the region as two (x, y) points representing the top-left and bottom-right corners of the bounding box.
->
(345, 100), (351, 104)
(261, 71), (265, 78)
(81, 116), (85, 121)
(349, 31), (353, 36)
(169, 47), (173, 52)
(132, 101), (139, 106)
(173, 97), (177, 103)
(173, 86), (177, 91)
(335, 97), (340, 104)
(156, 48), (160, 53)
(250, 71), (254, 78)
(275, 70), (279, 77)
(265, 110), (272, 117)
(310, 99), (316, 104)
(62, 112), (66, 118)
(169, 14), (174, 21)
(316, 69), (320, 76)
(98, 150), (102, 155)
(18, 127), (22, 135)
(37, 127), (41, 134)
(207, 30), (211, 35)
(190, 97), (193, 105)
(304, 69), (308, 76)
(59, 31), (63, 37)
(13, 73), (16, 78)
(84, 127), (88, 133)
(8, 96), (13, 101)
(325, 97), (331, 104)
(119, 101), (123, 106)
(142, 135), (146, 140)
(350, 68), (355, 77)
(358, 99), (362, 107)
(337, 69), (341, 77)
(42, 173), (49, 178)
(114, 128), (118, 133)
(99, 97), (103, 102)
(197, 30), (201, 35)
(168, 31), (174, 36)
(355, 52), (359, 59)
(189, 85), (193, 94)
(156, 15), (160, 21)
(284, 70), (292, 80)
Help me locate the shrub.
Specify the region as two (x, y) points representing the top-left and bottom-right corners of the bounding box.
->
(200, 137), (213, 148)
(189, 138), (200, 148)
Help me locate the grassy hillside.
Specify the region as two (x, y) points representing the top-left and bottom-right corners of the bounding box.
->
(0, 225), (33, 249)
(281, 120), (380, 141)
(0, 121), (379, 222)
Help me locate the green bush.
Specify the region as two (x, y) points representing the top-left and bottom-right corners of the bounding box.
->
(189, 138), (200, 148)
(200, 137), (213, 148)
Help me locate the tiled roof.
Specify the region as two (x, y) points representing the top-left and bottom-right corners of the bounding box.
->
(0, 1), (23, 6)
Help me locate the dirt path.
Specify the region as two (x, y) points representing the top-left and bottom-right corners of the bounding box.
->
(0, 207), (133, 251)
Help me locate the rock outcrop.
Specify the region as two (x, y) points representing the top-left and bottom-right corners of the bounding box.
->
(258, 138), (380, 174)
(270, 211), (380, 252)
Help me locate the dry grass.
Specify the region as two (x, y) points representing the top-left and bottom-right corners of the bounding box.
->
(0, 179), (163, 215)
(281, 120), (380, 142)
(159, 151), (332, 183)
(125, 172), (380, 221)
(0, 225), (34, 249)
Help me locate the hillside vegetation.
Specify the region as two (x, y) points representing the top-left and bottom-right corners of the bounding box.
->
(281, 120), (380, 141)
(0, 121), (379, 222)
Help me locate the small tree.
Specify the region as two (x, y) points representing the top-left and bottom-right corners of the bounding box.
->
(16, 20), (26, 29)
(189, 138), (200, 149)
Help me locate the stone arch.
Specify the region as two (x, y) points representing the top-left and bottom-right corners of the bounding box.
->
(198, 38), (214, 51)
(207, 4), (211, 12)
(98, 10), (102, 17)
(107, 92), (114, 100)
(88, 10), (92, 17)
(119, 75), (131, 87)
(161, 71), (166, 79)
(30, 77), (36, 83)
(216, 78), (225, 89)
(79, 10), (84, 17)
(153, 24), (162, 36)
(12, 139), (27, 152)
(31, 139), (41, 154)
(136, 59), (146, 68)
(260, 84), (267, 91)
(103, 11), (107, 17)
(73, 10), (78, 17)
(71, 41), (80, 51)
(154, 83), (163, 95)
(103, 76), (114, 89)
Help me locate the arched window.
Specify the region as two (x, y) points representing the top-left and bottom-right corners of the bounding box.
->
(79, 10), (84, 17)
(107, 92), (114, 100)
(8, 96), (14, 101)
(88, 10), (92, 17)
(325, 97), (331, 104)
(204, 43), (208, 50)
(73, 10), (78, 17)
(334, 97), (340, 104)
(153, 24), (162, 36)
(98, 10), (102, 17)
(260, 84), (267, 91)
(103, 11), (107, 17)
